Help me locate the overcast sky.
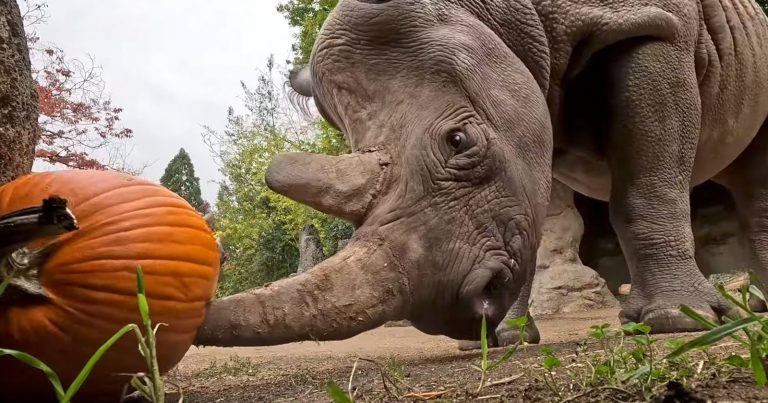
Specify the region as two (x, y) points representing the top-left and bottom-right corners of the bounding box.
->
(27, 0), (296, 203)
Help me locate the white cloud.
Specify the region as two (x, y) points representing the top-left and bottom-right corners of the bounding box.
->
(27, 0), (297, 203)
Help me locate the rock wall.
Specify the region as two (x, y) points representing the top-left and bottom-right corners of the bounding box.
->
(576, 181), (755, 294)
(529, 180), (619, 316)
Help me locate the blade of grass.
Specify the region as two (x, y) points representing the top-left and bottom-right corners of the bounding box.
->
(130, 377), (153, 399)
(133, 265), (164, 403)
(326, 381), (354, 403)
(136, 266), (150, 324)
(666, 315), (767, 359)
(679, 305), (718, 329)
(749, 285), (767, 304)
(679, 304), (749, 346)
(0, 277), (9, 297)
(622, 364), (650, 383)
(0, 349), (65, 400)
(480, 315), (488, 371)
(750, 340), (767, 387)
(62, 323), (139, 402)
(487, 344), (521, 372)
(717, 284), (753, 314)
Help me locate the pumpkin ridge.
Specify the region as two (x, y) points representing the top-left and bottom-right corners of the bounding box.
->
(46, 259), (217, 279)
(46, 282), (206, 315)
(58, 182), (175, 213)
(66, 218), (214, 248)
(1, 311), (72, 344)
(34, 301), (202, 341)
(65, 197), (198, 234)
(59, 292), (208, 319)
(45, 241), (219, 270)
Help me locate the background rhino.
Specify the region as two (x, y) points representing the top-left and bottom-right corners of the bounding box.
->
(195, 0), (768, 348)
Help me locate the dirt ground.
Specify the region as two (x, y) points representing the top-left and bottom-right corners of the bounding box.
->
(166, 308), (768, 402)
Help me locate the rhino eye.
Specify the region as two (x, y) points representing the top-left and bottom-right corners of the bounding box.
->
(447, 131), (467, 150)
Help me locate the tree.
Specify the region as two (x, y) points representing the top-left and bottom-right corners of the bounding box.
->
(203, 56), (353, 296)
(0, 0), (39, 185)
(19, 1), (142, 174)
(276, 0), (338, 65)
(160, 148), (207, 213)
(276, 0), (348, 163)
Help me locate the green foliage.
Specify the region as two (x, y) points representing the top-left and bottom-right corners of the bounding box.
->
(129, 266), (167, 402)
(476, 313), (530, 392)
(160, 148), (207, 213)
(195, 356), (259, 379)
(668, 272), (768, 387)
(276, 0), (339, 65)
(205, 56), (353, 297)
(325, 380), (354, 403)
(0, 266), (171, 403)
(535, 321), (726, 400)
(759, 0), (768, 14)
(0, 324), (137, 403)
(384, 356), (409, 382)
(540, 346), (563, 399)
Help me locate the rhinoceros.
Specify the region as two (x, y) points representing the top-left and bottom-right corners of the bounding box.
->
(194, 0), (768, 348)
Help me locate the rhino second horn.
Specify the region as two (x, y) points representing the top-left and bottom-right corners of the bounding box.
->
(265, 151), (390, 225)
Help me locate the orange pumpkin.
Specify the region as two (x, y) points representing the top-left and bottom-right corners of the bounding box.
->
(0, 170), (220, 402)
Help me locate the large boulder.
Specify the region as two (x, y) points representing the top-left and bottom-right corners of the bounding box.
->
(530, 180), (619, 316)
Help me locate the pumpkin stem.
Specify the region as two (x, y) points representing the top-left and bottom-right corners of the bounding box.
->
(0, 197), (79, 297)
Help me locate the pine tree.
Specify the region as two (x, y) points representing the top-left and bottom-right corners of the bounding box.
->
(160, 148), (206, 212)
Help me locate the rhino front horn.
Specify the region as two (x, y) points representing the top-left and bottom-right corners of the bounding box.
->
(265, 151), (390, 225)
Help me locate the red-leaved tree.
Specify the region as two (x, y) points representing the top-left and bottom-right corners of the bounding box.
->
(20, 1), (144, 174)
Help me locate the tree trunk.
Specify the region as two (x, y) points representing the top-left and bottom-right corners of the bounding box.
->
(0, 0), (39, 185)
(297, 224), (324, 274)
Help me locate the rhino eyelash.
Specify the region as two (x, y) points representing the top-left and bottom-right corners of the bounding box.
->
(284, 81), (315, 120)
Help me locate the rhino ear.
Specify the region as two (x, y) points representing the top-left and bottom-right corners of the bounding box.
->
(265, 151), (391, 225)
(288, 66), (313, 97)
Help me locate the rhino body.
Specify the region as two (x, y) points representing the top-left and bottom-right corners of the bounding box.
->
(194, 0), (768, 347)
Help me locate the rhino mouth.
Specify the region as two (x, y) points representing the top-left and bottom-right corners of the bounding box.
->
(446, 258), (519, 339)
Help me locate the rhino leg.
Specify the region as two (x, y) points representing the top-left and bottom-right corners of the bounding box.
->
(496, 271), (540, 345)
(605, 40), (732, 333)
(714, 120), (768, 311)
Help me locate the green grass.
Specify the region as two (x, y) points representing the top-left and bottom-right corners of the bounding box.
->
(195, 356), (260, 379)
(532, 321), (729, 400)
(668, 271), (768, 387)
(0, 266), (171, 402)
(384, 355), (409, 382)
(476, 313), (530, 393)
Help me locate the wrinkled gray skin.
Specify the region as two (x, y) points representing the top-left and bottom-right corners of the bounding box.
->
(193, 0), (768, 348)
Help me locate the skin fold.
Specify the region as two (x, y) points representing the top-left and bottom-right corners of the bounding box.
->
(194, 0), (768, 348)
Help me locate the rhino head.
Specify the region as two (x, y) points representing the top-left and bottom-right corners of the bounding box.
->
(195, 0), (553, 346)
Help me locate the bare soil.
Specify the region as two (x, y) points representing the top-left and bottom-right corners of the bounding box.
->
(166, 308), (768, 402)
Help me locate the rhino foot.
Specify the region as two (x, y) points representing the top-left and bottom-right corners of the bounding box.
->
(618, 289), (737, 334)
(456, 316), (540, 351)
